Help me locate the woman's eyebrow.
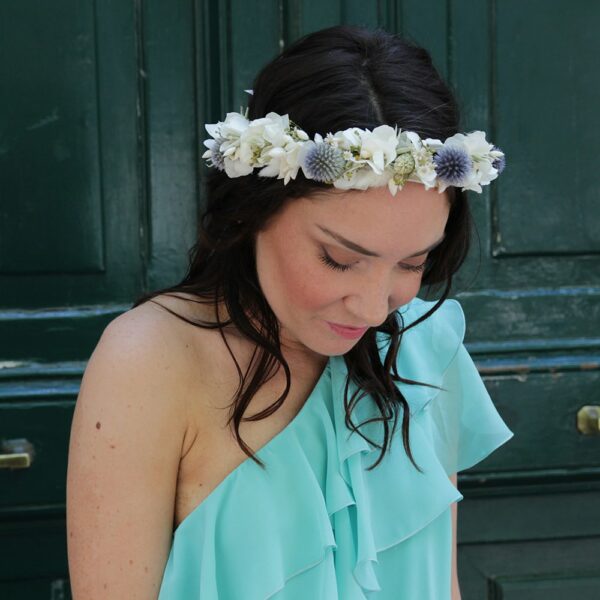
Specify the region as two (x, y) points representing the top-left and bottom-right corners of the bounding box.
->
(316, 225), (446, 258)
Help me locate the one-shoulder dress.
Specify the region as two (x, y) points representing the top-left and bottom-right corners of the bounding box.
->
(157, 297), (514, 599)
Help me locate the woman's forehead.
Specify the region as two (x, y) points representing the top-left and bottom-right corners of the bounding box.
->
(298, 184), (450, 231)
(272, 186), (449, 260)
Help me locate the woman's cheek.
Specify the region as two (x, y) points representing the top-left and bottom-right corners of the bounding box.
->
(391, 277), (422, 309)
(287, 262), (336, 311)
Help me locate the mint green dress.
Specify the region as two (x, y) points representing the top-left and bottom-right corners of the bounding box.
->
(158, 297), (514, 599)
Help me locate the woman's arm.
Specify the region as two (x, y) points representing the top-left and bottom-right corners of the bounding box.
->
(449, 473), (462, 600)
(66, 310), (189, 599)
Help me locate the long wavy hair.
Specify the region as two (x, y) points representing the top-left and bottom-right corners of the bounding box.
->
(131, 25), (473, 473)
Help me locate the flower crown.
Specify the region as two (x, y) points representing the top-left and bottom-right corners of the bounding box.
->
(202, 92), (505, 196)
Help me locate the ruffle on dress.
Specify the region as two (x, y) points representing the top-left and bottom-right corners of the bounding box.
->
(157, 297), (514, 600)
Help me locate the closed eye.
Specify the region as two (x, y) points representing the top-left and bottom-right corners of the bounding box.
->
(318, 250), (428, 273)
(318, 252), (353, 272)
(402, 261), (428, 273)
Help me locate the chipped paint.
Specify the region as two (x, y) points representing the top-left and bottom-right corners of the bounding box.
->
(25, 107), (60, 131)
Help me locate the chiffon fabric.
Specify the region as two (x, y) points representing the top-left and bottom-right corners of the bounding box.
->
(158, 297), (514, 599)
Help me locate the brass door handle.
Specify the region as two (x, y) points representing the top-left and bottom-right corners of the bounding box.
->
(0, 438), (36, 469)
(577, 406), (600, 435)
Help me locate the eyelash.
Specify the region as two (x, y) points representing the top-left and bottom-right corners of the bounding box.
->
(318, 251), (428, 273)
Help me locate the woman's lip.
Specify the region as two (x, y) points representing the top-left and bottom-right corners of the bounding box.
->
(325, 321), (369, 339)
(328, 321), (368, 330)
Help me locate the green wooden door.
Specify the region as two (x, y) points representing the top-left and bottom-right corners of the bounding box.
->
(1, 1), (598, 598)
(0, 1), (146, 598)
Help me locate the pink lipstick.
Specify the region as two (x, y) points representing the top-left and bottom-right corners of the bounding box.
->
(326, 321), (368, 339)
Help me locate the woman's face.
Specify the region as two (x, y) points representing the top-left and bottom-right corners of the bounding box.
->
(254, 182), (451, 362)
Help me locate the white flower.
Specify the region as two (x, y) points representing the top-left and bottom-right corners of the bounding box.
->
(238, 112), (291, 166)
(202, 112), (254, 176)
(332, 166), (390, 191)
(443, 131), (499, 193)
(457, 159), (498, 193)
(329, 127), (362, 150)
(294, 128), (309, 141)
(396, 130), (419, 154)
(421, 136), (444, 151)
(258, 140), (303, 184)
(201, 139), (219, 157)
(412, 149), (437, 189)
(490, 147), (504, 160)
(250, 112), (291, 146)
(457, 130), (495, 159)
(223, 156), (254, 177)
(210, 112), (251, 158)
(355, 125), (399, 174)
(404, 130), (424, 151)
(210, 111), (250, 139)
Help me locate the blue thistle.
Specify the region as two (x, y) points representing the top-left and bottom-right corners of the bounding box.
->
(491, 145), (506, 174)
(204, 138), (226, 171)
(433, 145), (472, 185)
(303, 142), (346, 183)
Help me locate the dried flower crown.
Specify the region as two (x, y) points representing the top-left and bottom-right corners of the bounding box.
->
(202, 91), (505, 196)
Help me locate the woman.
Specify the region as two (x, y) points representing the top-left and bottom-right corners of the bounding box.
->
(66, 25), (513, 599)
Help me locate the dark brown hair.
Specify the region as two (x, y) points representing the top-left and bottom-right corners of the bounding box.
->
(132, 25), (472, 473)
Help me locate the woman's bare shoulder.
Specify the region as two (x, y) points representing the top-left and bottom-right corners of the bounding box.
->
(67, 293), (212, 598)
(117, 292), (242, 404)
(111, 292), (224, 378)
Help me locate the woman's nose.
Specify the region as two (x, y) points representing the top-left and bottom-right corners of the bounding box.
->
(345, 283), (391, 328)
